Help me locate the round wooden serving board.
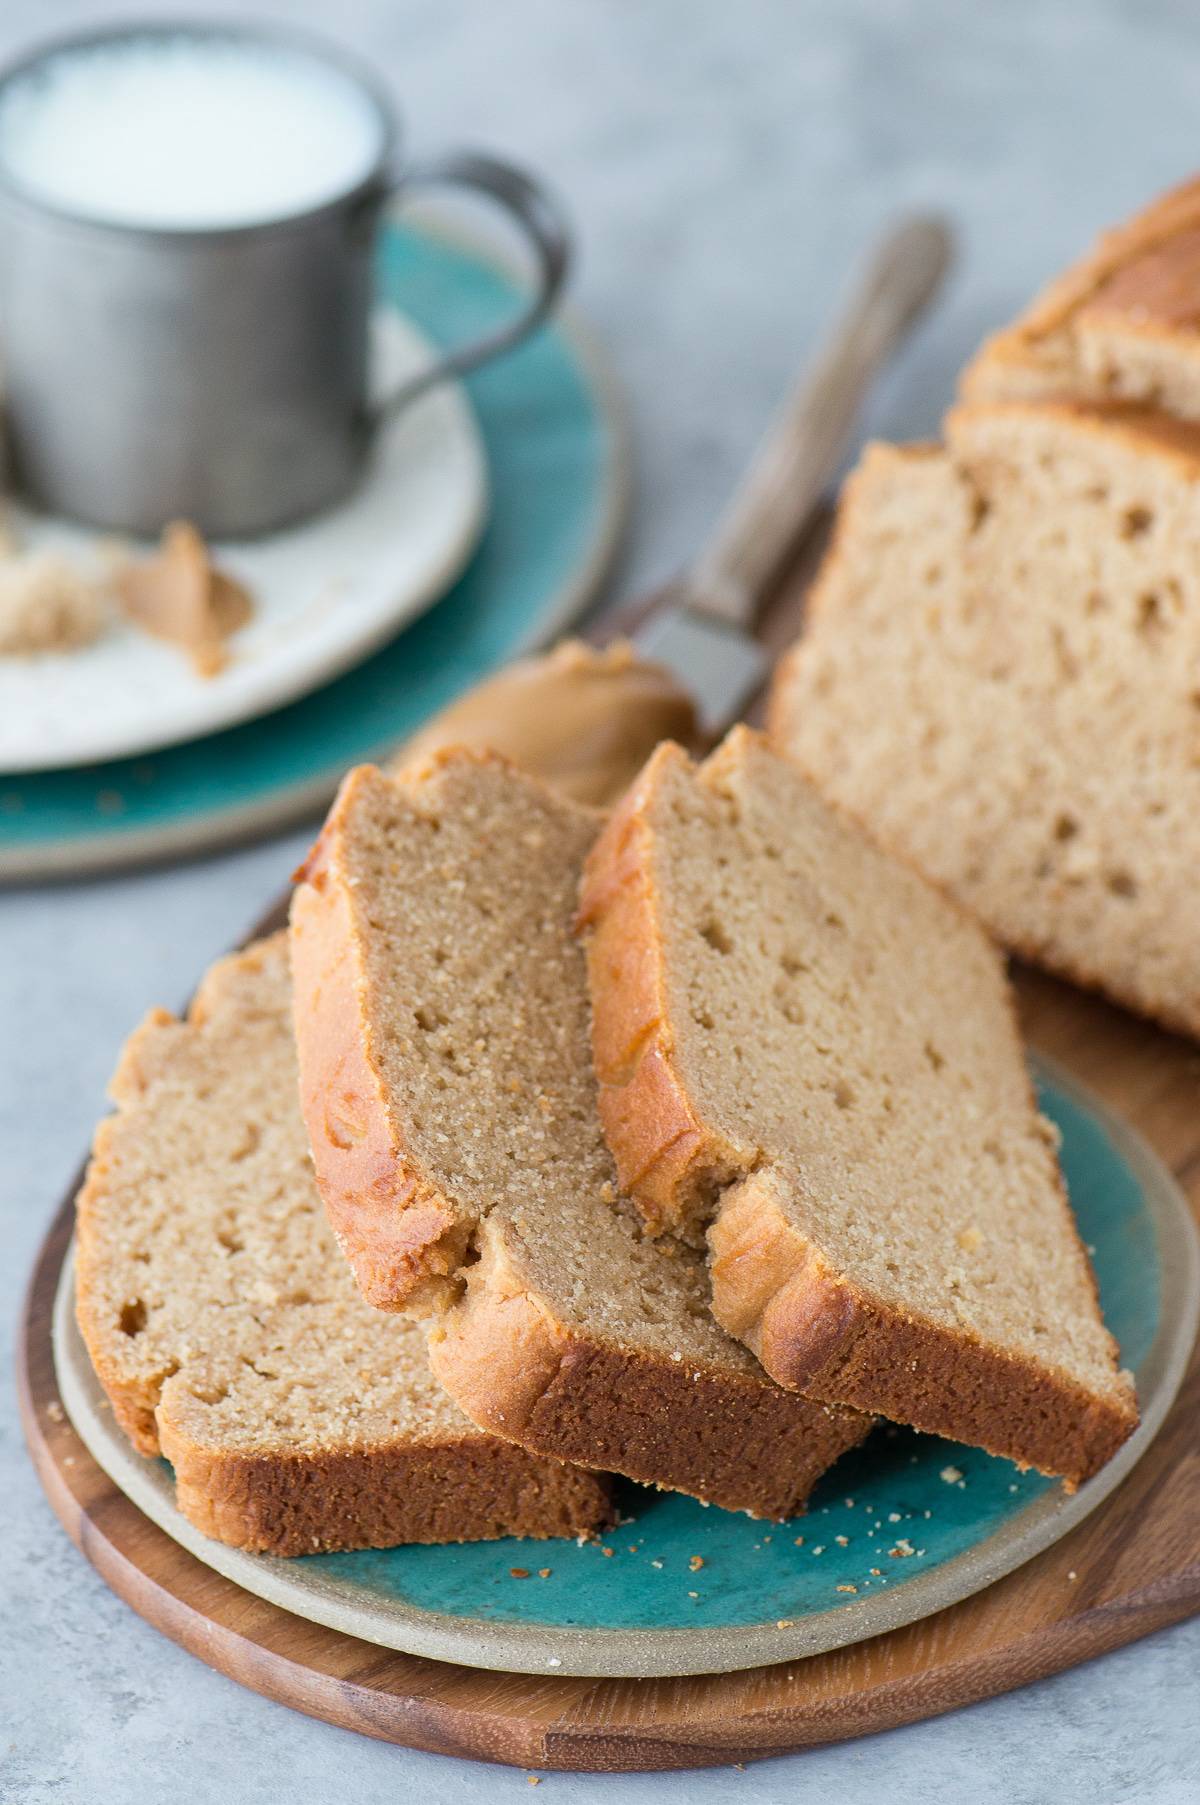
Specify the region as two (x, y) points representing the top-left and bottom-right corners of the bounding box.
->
(18, 962), (1200, 1772)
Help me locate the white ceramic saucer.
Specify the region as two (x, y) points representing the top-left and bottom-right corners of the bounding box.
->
(0, 310), (487, 772)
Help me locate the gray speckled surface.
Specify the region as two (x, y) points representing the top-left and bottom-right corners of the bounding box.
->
(2, 2), (1199, 1799)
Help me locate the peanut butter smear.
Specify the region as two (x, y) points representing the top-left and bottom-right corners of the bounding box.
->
(392, 638), (699, 808)
(1081, 225), (1200, 332)
(115, 520), (253, 677)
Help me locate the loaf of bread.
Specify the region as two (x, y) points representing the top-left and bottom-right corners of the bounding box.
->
(578, 728), (1137, 1487)
(961, 178), (1200, 418)
(771, 399), (1200, 1038)
(74, 934), (613, 1554)
(290, 753), (867, 1518)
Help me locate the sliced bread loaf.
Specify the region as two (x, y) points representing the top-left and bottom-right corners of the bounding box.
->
(74, 934), (612, 1554)
(290, 754), (867, 1518)
(961, 178), (1200, 418)
(578, 728), (1137, 1486)
(771, 399), (1200, 1038)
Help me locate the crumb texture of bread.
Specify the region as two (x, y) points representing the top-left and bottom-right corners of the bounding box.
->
(290, 759), (609, 1315)
(291, 754), (868, 1517)
(74, 934), (612, 1554)
(961, 178), (1200, 420)
(771, 402), (1200, 1040)
(579, 729), (1137, 1486)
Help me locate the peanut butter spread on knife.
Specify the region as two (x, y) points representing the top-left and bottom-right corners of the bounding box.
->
(393, 638), (698, 807)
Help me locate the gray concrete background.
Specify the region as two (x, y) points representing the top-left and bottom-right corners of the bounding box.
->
(2, 2), (1199, 1800)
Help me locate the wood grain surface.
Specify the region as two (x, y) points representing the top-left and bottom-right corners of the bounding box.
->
(16, 537), (1200, 1772)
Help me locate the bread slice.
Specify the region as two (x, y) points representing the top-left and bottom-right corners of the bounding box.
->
(290, 754), (867, 1518)
(961, 177), (1200, 418)
(578, 728), (1137, 1486)
(771, 399), (1200, 1039)
(74, 934), (613, 1554)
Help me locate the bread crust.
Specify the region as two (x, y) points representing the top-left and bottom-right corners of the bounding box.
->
(707, 1171), (1135, 1489)
(428, 1215), (868, 1520)
(156, 1382), (612, 1555)
(961, 177), (1200, 407)
(75, 1011), (189, 1456)
(579, 733), (1138, 1485)
(950, 396), (1200, 478)
(290, 772), (472, 1315)
(577, 743), (744, 1240)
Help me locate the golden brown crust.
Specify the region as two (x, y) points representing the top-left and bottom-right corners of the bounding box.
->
(428, 1218), (868, 1520)
(1002, 177), (1200, 342)
(1084, 238), (1200, 333)
(75, 1013), (180, 1457)
(156, 1393), (612, 1555)
(290, 772), (471, 1315)
(707, 1172), (1135, 1488)
(577, 744), (742, 1240)
(961, 178), (1200, 405)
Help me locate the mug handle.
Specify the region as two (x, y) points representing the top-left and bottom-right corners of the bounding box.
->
(370, 151), (571, 422)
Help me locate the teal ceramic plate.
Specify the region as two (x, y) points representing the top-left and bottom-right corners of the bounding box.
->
(0, 216), (627, 880)
(54, 1057), (1199, 1679)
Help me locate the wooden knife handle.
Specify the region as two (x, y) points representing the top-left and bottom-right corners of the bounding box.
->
(686, 213), (953, 627)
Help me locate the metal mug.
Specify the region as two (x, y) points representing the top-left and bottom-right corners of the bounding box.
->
(0, 21), (570, 538)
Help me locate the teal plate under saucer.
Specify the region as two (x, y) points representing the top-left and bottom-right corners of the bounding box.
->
(0, 217), (627, 881)
(53, 1056), (1200, 1679)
